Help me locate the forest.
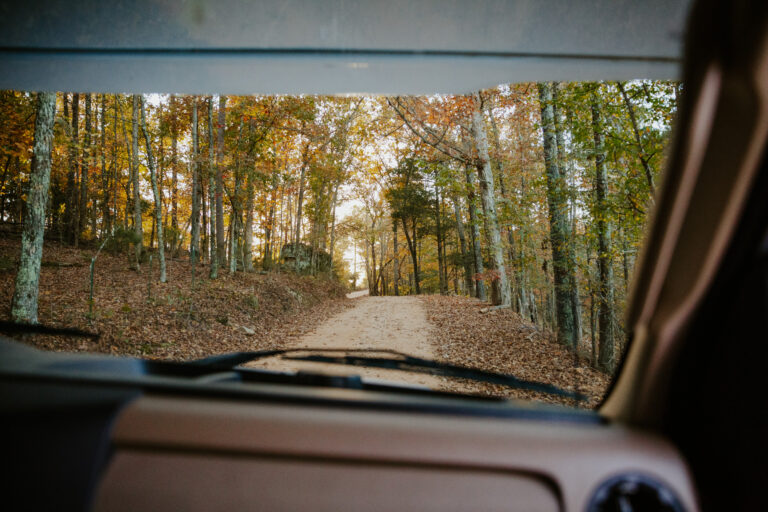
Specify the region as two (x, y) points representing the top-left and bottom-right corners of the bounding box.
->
(0, 80), (677, 376)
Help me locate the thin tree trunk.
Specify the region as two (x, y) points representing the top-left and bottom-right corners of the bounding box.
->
(131, 95), (143, 269)
(401, 217), (420, 294)
(294, 135), (309, 245)
(329, 183), (339, 273)
(215, 96), (226, 267)
(66, 93), (80, 246)
(243, 169), (254, 271)
(140, 96), (166, 282)
(11, 92), (56, 323)
(452, 196), (474, 295)
(393, 221), (400, 296)
(100, 95), (110, 236)
(208, 97), (218, 278)
(170, 96), (179, 248)
(79, 94), (91, 240)
(591, 94), (616, 372)
(434, 183), (447, 294)
(190, 99), (201, 264)
(465, 165), (485, 301)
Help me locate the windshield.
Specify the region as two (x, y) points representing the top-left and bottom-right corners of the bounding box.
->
(0, 81), (679, 408)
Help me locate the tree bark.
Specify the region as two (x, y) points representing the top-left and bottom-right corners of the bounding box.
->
(452, 196), (474, 295)
(190, 99), (201, 264)
(131, 95), (143, 269)
(215, 96), (226, 267)
(140, 96), (166, 283)
(401, 217), (420, 294)
(393, 221), (400, 296)
(66, 93), (80, 246)
(537, 82), (576, 347)
(79, 93), (91, 239)
(471, 93), (509, 306)
(553, 84), (583, 349)
(99, 95), (110, 236)
(434, 183), (447, 294)
(170, 96), (179, 242)
(464, 165), (485, 301)
(243, 168), (254, 271)
(591, 94), (616, 372)
(11, 92), (57, 323)
(208, 97), (218, 278)
(294, 134), (309, 245)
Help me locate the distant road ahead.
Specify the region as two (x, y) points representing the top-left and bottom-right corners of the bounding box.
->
(255, 296), (440, 388)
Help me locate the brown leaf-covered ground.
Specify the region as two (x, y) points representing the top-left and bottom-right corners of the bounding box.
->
(0, 237), (351, 360)
(423, 295), (611, 408)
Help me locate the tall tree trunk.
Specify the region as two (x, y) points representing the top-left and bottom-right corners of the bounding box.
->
(263, 169), (278, 269)
(537, 82), (576, 347)
(100, 95), (110, 236)
(170, 96), (179, 244)
(486, 101), (518, 306)
(329, 183), (339, 273)
(591, 94), (616, 372)
(452, 196), (474, 295)
(471, 93), (511, 307)
(131, 95), (143, 269)
(190, 99), (201, 264)
(215, 96), (226, 267)
(393, 221), (400, 296)
(11, 92), (56, 324)
(79, 93), (91, 240)
(243, 169), (254, 271)
(294, 134), (309, 245)
(464, 165), (485, 301)
(553, 84), (583, 350)
(401, 217), (420, 294)
(434, 183), (447, 294)
(208, 97), (218, 278)
(66, 93), (80, 246)
(229, 120), (243, 275)
(140, 96), (166, 283)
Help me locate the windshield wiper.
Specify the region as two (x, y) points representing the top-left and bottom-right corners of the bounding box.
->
(0, 321), (99, 339)
(190, 348), (586, 402)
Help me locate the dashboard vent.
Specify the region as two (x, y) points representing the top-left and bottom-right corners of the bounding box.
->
(587, 474), (685, 512)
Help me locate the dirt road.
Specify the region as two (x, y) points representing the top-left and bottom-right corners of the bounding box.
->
(254, 296), (442, 388)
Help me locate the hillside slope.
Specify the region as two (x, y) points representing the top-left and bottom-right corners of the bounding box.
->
(0, 238), (349, 360)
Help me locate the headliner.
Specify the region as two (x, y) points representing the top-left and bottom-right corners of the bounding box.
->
(0, 0), (692, 94)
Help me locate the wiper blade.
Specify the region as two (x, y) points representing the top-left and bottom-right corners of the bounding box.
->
(189, 348), (586, 402)
(0, 321), (99, 339)
(284, 353), (586, 401)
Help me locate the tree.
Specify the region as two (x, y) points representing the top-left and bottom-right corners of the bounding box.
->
(190, 98), (200, 264)
(11, 92), (56, 323)
(140, 95), (166, 283)
(538, 82), (577, 348)
(591, 91), (615, 372)
(208, 97), (218, 278)
(131, 95), (143, 269)
(471, 92), (511, 307)
(385, 157), (431, 295)
(215, 95), (226, 267)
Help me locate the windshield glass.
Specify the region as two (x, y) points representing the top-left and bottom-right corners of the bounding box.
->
(0, 81), (679, 408)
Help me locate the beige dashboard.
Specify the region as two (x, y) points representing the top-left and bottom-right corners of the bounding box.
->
(94, 395), (698, 511)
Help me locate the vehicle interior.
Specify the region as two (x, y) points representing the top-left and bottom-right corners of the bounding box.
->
(1, 0), (767, 510)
